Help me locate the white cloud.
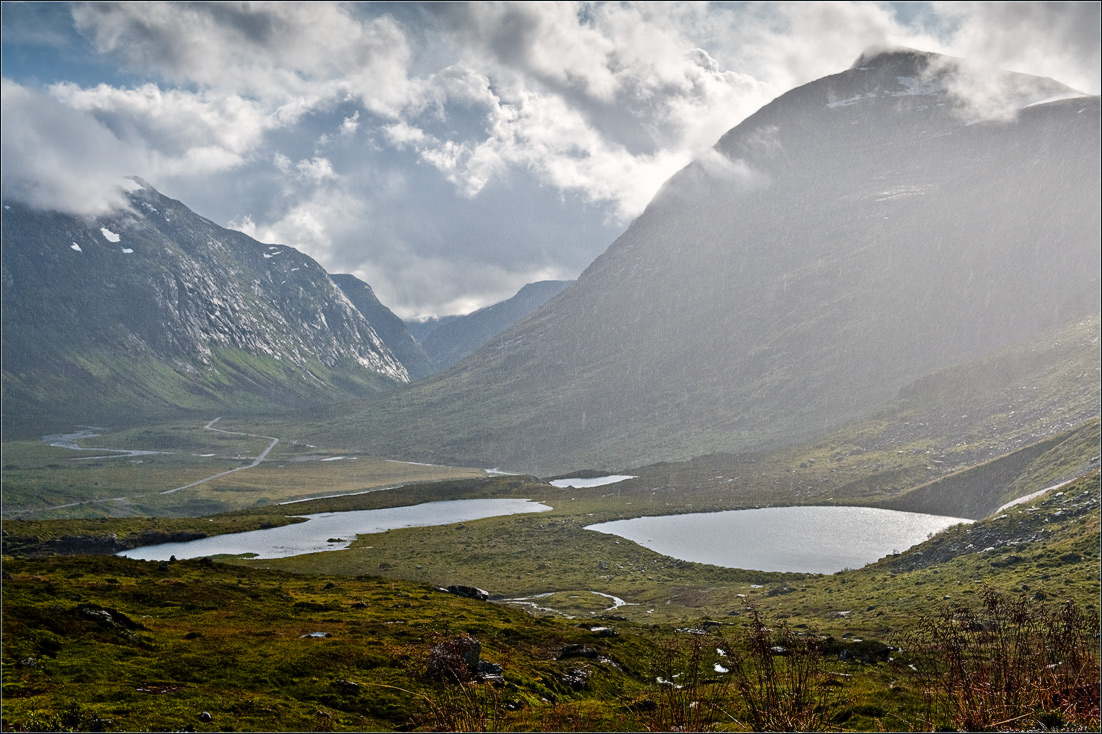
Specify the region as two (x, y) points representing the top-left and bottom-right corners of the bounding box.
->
(4, 2), (1097, 316)
(50, 82), (278, 159)
(70, 2), (417, 114)
(937, 1), (1101, 94)
(294, 157), (337, 185)
(1, 78), (137, 214)
(339, 111), (360, 136)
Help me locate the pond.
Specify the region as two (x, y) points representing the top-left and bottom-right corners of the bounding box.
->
(549, 475), (636, 488)
(585, 505), (971, 574)
(119, 498), (553, 560)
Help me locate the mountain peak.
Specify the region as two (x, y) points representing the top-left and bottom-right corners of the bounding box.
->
(850, 46), (939, 72)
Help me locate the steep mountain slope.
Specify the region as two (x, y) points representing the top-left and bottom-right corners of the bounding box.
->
(302, 49), (1100, 474)
(1, 181), (409, 435)
(421, 280), (574, 369)
(331, 274), (435, 380)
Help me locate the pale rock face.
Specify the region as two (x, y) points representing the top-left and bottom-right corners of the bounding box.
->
(1, 180), (415, 425)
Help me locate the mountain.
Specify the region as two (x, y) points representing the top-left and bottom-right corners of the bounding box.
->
(330, 274), (435, 380)
(1, 181), (410, 435)
(301, 49), (1100, 475)
(404, 315), (460, 344)
(419, 280), (574, 370)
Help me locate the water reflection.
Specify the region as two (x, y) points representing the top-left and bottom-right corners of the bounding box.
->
(586, 505), (970, 574)
(120, 499), (552, 560)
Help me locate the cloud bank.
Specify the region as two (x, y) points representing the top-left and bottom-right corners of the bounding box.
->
(2, 1), (1098, 317)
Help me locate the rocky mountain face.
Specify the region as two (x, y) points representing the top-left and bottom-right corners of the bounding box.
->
(419, 280), (574, 370)
(331, 274), (435, 380)
(304, 49), (1101, 474)
(1, 181), (410, 434)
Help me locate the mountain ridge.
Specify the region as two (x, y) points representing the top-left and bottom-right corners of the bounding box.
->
(419, 279), (574, 370)
(331, 273), (436, 381)
(298, 50), (1100, 474)
(1, 182), (414, 435)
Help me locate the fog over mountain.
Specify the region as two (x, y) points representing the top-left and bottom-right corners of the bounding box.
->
(419, 280), (574, 370)
(302, 49), (1101, 474)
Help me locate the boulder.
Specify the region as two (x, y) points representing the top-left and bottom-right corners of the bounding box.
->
(75, 603), (146, 630)
(560, 667), (591, 690)
(425, 636), (482, 682)
(445, 585), (489, 601)
(476, 660), (503, 677)
(559, 644), (599, 659)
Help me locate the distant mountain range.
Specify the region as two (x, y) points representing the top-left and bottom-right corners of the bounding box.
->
(299, 49), (1101, 474)
(1, 182), (417, 434)
(414, 280), (573, 370)
(2, 179), (581, 436)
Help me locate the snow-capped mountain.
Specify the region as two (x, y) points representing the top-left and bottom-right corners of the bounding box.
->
(303, 49), (1101, 474)
(1, 180), (412, 433)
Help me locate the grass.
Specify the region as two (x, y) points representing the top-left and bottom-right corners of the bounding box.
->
(1, 419), (486, 520)
(4, 544), (1096, 732)
(2, 464), (1098, 731)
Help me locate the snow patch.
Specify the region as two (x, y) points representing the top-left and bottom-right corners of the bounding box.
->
(100, 227), (121, 243)
(827, 93), (875, 109)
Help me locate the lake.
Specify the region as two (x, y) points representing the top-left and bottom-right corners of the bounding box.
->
(585, 505), (971, 574)
(549, 475), (636, 488)
(118, 498), (552, 560)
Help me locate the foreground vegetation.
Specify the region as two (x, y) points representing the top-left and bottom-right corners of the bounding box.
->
(3, 545), (1098, 731)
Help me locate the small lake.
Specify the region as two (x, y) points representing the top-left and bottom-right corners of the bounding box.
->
(586, 505), (971, 574)
(549, 475), (636, 488)
(119, 499), (552, 561)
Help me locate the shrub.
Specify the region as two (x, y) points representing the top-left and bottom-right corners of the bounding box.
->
(635, 630), (735, 731)
(636, 605), (842, 732)
(899, 587), (1101, 731)
(725, 605), (844, 732)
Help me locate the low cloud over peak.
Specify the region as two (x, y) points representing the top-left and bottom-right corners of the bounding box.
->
(3, 2), (1098, 317)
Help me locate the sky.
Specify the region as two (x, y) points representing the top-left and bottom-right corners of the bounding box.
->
(2, 2), (1099, 319)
